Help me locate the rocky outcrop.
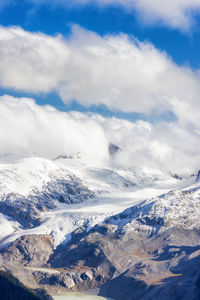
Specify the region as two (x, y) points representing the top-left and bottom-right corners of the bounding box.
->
(108, 144), (120, 156)
(44, 198), (200, 300)
(1, 234), (54, 266)
(52, 224), (200, 299)
(1, 222), (200, 299)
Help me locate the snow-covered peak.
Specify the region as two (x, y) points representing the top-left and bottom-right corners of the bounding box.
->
(108, 182), (200, 235)
(0, 152), (198, 249)
(0, 154), (65, 196)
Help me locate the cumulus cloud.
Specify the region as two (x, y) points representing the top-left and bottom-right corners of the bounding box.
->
(0, 95), (109, 165)
(29, 0), (200, 30)
(131, 0), (200, 30)
(101, 117), (200, 174)
(0, 26), (69, 93)
(0, 26), (200, 174)
(0, 25), (200, 127)
(0, 95), (200, 175)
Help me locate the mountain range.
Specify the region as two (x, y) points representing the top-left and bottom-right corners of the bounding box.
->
(0, 152), (199, 299)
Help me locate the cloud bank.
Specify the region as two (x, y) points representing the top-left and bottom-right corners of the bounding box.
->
(0, 95), (109, 165)
(0, 95), (200, 175)
(29, 0), (200, 30)
(0, 25), (200, 127)
(0, 26), (200, 174)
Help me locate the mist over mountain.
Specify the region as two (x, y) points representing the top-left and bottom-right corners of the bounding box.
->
(0, 95), (199, 177)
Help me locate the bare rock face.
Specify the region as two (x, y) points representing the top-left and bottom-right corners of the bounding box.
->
(1, 223), (200, 299)
(41, 225), (117, 291)
(1, 234), (54, 267)
(44, 221), (200, 300)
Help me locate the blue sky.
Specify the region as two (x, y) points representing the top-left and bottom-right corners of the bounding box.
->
(1, 1), (200, 67)
(0, 0), (200, 120)
(1, 1), (200, 173)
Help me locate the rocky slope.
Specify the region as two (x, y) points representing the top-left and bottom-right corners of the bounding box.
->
(1, 180), (200, 299)
(0, 153), (200, 299)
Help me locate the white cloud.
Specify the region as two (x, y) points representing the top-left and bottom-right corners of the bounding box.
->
(0, 26), (200, 174)
(0, 95), (200, 175)
(0, 26), (69, 93)
(97, 115), (200, 174)
(131, 0), (200, 30)
(0, 25), (200, 126)
(29, 0), (200, 30)
(0, 95), (109, 165)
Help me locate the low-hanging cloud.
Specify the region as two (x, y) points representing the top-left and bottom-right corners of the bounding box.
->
(0, 95), (109, 165)
(0, 26), (200, 175)
(29, 0), (200, 30)
(0, 25), (200, 127)
(0, 95), (200, 176)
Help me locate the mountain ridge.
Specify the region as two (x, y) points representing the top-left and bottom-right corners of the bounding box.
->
(0, 153), (200, 299)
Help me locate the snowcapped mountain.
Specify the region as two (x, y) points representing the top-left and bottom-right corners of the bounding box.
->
(0, 152), (200, 299)
(0, 152), (188, 247)
(108, 183), (200, 233)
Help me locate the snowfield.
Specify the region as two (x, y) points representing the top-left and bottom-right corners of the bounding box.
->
(0, 153), (198, 248)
